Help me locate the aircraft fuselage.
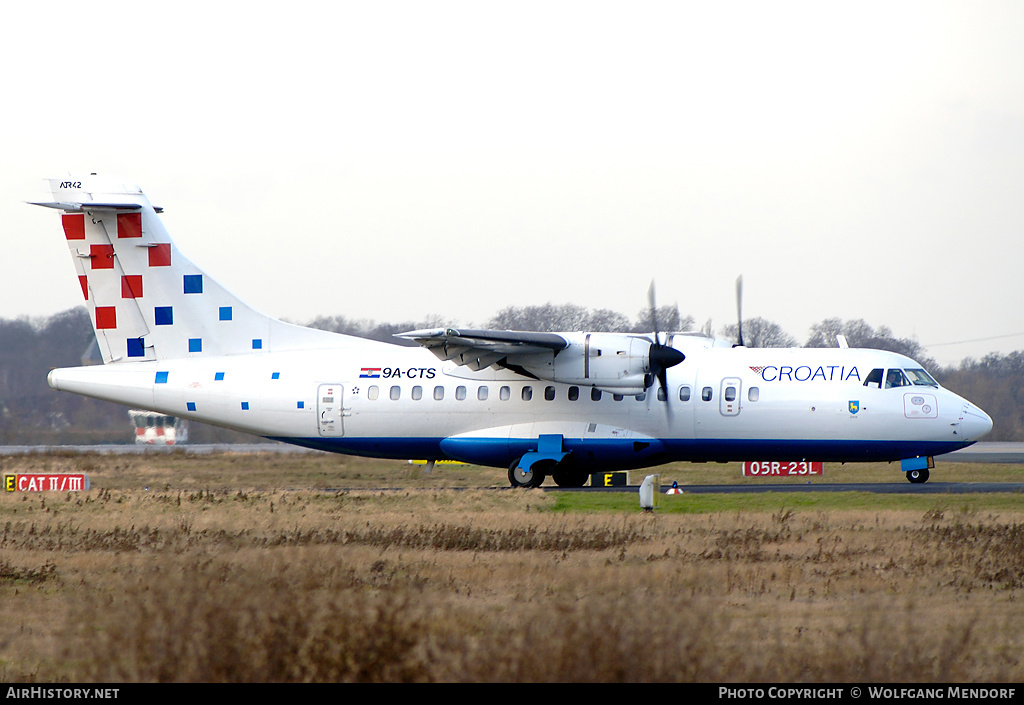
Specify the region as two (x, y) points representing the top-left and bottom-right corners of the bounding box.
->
(47, 335), (989, 472)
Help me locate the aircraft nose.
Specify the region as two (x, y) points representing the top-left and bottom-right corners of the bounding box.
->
(960, 403), (994, 442)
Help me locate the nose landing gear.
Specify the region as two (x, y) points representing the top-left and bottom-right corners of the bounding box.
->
(902, 456), (934, 484)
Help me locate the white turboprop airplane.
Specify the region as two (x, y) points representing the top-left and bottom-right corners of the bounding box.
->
(31, 175), (993, 487)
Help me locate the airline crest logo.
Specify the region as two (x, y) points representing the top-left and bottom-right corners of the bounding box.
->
(849, 400), (860, 414)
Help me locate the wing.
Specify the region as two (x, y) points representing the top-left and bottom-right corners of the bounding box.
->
(395, 328), (568, 373)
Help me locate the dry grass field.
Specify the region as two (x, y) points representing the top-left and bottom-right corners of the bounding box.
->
(1, 450), (1023, 682)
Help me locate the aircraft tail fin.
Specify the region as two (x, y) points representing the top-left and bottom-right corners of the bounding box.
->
(32, 175), (346, 363)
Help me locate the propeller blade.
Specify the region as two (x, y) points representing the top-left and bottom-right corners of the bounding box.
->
(648, 280), (661, 343)
(651, 348), (680, 424)
(643, 280), (683, 425)
(645, 337), (685, 412)
(735, 275), (745, 347)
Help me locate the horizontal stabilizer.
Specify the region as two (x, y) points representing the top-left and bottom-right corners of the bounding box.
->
(30, 201), (160, 212)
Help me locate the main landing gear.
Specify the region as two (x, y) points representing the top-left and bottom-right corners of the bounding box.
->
(906, 468), (930, 484)
(508, 459), (589, 488)
(508, 459), (546, 489)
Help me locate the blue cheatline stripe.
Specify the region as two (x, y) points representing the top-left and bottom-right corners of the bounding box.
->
(264, 436), (974, 470)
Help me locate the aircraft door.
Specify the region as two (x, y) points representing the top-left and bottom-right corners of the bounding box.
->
(720, 378), (741, 416)
(317, 384), (345, 436)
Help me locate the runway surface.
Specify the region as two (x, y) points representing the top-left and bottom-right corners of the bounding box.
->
(2, 442), (1022, 494)
(562, 481), (1024, 494)
(945, 442), (1024, 464)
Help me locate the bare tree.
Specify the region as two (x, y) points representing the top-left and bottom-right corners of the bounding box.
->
(807, 318), (878, 348)
(632, 304), (695, 334)
(487, 304), (633, 332)
(307, 314), (445, 344)
(721, 318), (798, 348)
(806, 318), (936, 368)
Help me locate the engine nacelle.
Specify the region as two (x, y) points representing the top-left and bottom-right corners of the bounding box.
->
(519, 333), (653, 395)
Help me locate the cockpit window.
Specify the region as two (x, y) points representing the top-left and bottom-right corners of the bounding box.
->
(885, 369), (910, 389)
(864, 368), (883, 389)
(904, 368), (939, 387)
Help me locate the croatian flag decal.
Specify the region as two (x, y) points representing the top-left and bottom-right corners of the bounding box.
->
(360, 367), (381, 378)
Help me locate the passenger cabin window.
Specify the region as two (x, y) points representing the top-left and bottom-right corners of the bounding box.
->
(522, 386), (533, 401)
(434, 386), (445, 400)
(885, 369), (910, 389)
(390, 386), (400, 400)
(544, 386), (556, 401)
(500, 386), (511, 401)
(748, 387), (759, 402)
(657, 387), (667, 402)
(701, 386), (713, 402)
(724, 386), (737, 402)
(635, 392), (645, 401)
(591, 388), (602, 401)
(568, 386), (579, 401)
(368, 386), (379, 400)
(864, 368), (883, 389)
(478, 386), (488, 401)
(679, 386), (691, 402)
(456, 386), (466, 400)
(411, 386), (423, 400)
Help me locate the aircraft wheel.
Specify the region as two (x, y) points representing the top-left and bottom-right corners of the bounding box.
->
(552, 468), (588, 488)
(509, 460), (545, 488)
(906, 468), (930, 484)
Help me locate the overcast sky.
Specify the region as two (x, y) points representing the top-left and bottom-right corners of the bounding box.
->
(3, 1), (1023, 367)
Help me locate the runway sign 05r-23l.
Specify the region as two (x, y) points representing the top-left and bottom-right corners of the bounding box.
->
(742, 462), (823, 477)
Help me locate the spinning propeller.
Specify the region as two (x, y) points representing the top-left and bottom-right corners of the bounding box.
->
(645, 282), (685, 401)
